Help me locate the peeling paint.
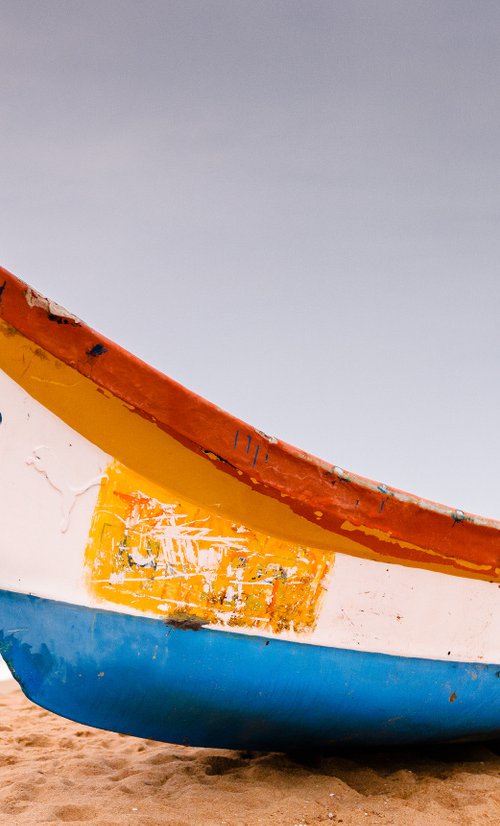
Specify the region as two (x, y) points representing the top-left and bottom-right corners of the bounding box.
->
(25, 287), (81, 324)
(86, 461), (332, 633)
(341, 520), (493, 575)
(255, 429), (278, 444)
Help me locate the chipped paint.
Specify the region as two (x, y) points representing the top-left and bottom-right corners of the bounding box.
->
(255, 429), (278, 444)
(340, 520), (493, 574)
(86, 461), (332, 633)
(25, 287), (81, 324)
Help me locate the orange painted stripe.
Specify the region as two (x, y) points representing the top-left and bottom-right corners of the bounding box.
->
(1, 265), (500, 580)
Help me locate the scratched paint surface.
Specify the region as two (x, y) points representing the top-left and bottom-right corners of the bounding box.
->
(85, 462), (332, 633)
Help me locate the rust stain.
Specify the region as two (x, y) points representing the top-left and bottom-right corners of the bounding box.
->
(85, 461), (333, 634)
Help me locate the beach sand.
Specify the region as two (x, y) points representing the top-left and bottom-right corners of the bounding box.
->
(0, 682), (498, 825)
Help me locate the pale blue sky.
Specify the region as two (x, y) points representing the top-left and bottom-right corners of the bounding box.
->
(1, 0), (500, 522)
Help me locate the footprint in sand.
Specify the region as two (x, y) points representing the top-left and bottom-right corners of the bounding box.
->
(52, 804), (97, 822)
(15, 733), (52, 748)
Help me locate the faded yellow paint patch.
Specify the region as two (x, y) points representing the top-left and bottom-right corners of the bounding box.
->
(86, 461), (333, 633)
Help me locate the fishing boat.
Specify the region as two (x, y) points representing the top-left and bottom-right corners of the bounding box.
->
(0, 265), (498, 749)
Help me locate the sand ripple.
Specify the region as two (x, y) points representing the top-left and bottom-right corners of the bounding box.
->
(0, 683), (499, 825)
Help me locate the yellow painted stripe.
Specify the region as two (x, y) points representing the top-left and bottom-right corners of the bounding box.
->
(1, 319), (491, 581)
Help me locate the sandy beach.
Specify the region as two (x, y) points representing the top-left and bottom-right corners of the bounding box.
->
(0, 682), (498, 826)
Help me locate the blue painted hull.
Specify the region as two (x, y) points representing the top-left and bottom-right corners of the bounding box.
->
(0, 590), (498, 749)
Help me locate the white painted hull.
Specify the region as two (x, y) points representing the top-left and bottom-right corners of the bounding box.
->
(1, 368), (498, 665)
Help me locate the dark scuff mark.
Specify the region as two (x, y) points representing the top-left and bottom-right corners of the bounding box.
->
(246, 435), (252, 454)
(234, 430), (239, 448)
(202, 449), (237, 470)
(47, 313), (74, 325)
(0, 323), (18, 337)
(449, 692), (457, 703)
(86, 343), (108, 357)
(0, 280), (6, 304)
(252, 444), (260, 467)
(164, 613), (206, 631)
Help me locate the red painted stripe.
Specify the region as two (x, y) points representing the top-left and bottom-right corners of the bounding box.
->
(1, 265), (499, 578)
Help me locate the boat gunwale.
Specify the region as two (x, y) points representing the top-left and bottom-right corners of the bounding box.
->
(1, 265), (499, 579)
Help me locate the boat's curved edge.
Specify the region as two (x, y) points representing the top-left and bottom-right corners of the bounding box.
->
(1, 265), (500, 581)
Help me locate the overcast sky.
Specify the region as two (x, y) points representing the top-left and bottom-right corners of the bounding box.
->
(1, 1), (500, 518)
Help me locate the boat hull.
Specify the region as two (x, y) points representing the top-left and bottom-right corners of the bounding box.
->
(1, 266), (499, 747)
(1, 589), (499, 750)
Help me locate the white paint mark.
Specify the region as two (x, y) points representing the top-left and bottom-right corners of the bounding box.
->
(0, 368), (111, 604)
(117, 495), (248, 593)
(109, 571), (126, 584)
(26, 445), (104, 532)
(129, 548), (156, 568)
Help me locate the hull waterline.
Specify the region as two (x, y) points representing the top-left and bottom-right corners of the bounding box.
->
(1, 591), (499, 750)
